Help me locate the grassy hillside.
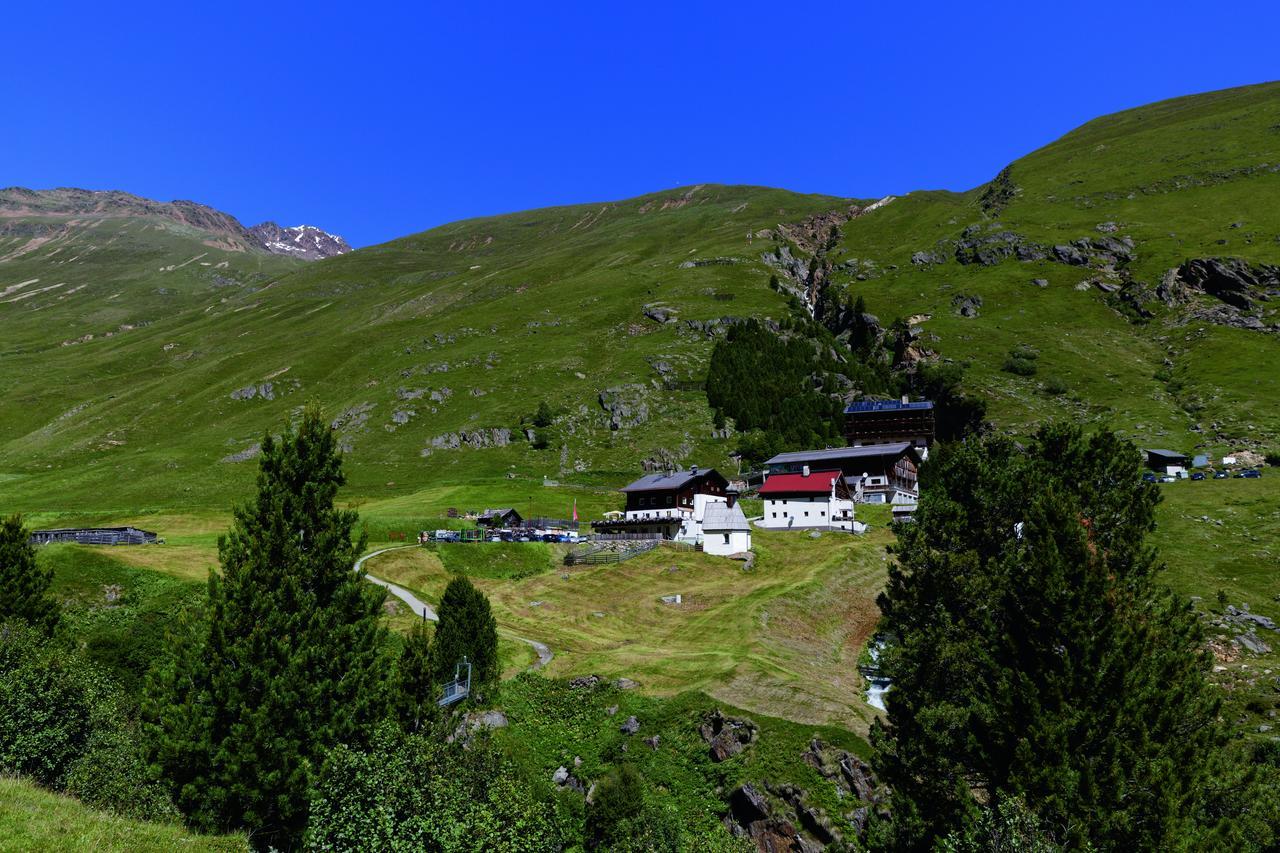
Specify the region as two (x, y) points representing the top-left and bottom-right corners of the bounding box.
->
(834, 81), (1280, 455)
(0, 777), (246, 852)
(4, 86), (1279, 524)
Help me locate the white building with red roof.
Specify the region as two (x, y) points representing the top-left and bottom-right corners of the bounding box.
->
(757, 466), (863, 532)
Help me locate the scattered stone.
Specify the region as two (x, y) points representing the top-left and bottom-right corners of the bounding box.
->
(643, 304), (676, 324)
(102, 584), (123, 603)
(606, 705), (619, 717)
(1030, 278), (1049, 288)
(614, 678), (639, 690)
(808, 531), (822, 539)
(220, 443), (262, 463)
(552, 766), (569, 785)
(569, 674), (602, 690)
(646, 735), (661, 751)
(598, 385), (650, 430)
(620, 716), (640, 735)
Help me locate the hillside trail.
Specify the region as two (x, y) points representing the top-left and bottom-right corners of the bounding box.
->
(354, 545), (554, 669)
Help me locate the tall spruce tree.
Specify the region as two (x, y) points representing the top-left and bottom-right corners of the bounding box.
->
(872, 424), (1224, 850)
(144, 406), (390, 847)
(429, 576), (498, 692)
(396, 619), (435, 732)
(0, 514), (60, 635)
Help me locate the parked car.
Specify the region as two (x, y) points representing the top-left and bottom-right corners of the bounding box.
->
(1213, 470), (1230, 479)
(1158, 474), (1177, 483)
(1190, 472), (1206, 480)
(1238, 469), (1262, 479)
(1141, 472), (1157, 483)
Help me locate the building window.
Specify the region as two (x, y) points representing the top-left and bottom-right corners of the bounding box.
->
(804, 511), (809, 517)
(772, 512), (777, 518)
(723, 533), (730, 544)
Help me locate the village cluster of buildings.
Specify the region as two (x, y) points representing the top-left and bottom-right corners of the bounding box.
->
(592, 397), (934, 557)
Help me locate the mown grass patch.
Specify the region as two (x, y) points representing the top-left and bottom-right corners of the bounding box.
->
(434, 541), (559, 580)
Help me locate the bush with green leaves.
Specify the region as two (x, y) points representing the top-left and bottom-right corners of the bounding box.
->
(1041, 376), (1068, 396)
(306, 724), (562, 851)
(0, 619), (108, 788)
(1, 620), (180, 821)
(585, 764), (681, 852)
(1001, 355), (1038, 377)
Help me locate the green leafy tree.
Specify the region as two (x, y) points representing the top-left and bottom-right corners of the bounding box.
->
(144, 406), (390, 846)
(532, 401), (554, 429)
(429, 576), (498, 692)
(0, 515), (60, 635)
(873, 424), (1224, 850)
(397, 620), (435, 732)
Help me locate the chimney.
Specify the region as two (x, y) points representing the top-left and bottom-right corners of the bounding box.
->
(802, 465), (810, 477)
(691, 464), (699, 476)
(726, 488), (738, 508)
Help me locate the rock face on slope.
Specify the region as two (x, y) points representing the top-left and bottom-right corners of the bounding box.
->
(245, 221), (351, 260)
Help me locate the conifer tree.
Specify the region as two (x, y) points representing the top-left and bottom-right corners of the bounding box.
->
(0, 514), (60, 635)
(144, 406), (390, 846)
(429, 576), (498, 691)
(873, 424), (1223, 851)
(396, 619), (435, 732)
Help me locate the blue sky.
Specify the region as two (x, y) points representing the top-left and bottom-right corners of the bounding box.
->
(4, 1), (1278, 247)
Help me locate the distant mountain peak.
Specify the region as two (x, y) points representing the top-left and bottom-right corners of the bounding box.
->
(0, 187), (350, 261)
(246, 221), (351, 260)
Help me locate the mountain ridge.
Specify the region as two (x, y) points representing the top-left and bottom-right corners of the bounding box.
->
(0, 186), (350, 259)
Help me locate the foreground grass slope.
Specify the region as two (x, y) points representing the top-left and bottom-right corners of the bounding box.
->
(0, 777), (246, 853)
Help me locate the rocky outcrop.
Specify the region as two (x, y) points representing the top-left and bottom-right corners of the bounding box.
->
(700, 708), (758, 762)
(978, 166), (1018, 216)
(951, 293), (983, 318)
(423, 428), (513, 453)
(598, 385), (650, 430)
(1175, 257), (1280, 311)
(643, 304), (676, 324)
(954, 224), (1044, 266)
(910, 250), (946, 267)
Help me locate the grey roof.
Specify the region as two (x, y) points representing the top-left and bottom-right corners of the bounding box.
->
(621, 468), (722, 493)
(845, 399), (934, 413)
(480, 507), (519, 518)
(701, 501), (750, 532)
(765, 443), (914, 466)
(1145, 449), (1188, 460)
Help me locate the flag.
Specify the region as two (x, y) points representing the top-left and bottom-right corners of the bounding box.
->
(572, 498), (578, 522)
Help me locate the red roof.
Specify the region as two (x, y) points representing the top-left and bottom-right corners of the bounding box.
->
(759, 469), (844, 496)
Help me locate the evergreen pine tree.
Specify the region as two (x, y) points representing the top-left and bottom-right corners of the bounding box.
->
(144, 406), (390, 846)
(429, 576), (498, 692)
(396, 619), (435, 732)
(873, 424), (1224, 850)
(0, 514), (60, 635)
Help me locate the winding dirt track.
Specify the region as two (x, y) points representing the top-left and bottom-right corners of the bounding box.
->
(354, 545), (554, 669)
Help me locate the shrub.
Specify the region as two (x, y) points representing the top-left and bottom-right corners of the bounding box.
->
(1266, 450), (1280, 467)
(0, 620), (110, 789)
(1002, 356), (1038, 377)
(65, 726), (180, 823)
(1042, 376), (1068, 396)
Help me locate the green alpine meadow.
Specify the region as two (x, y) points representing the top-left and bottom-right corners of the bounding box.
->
(3, 76), (1280, 851)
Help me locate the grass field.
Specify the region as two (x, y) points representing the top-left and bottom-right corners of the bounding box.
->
(0, 777), (246, 853)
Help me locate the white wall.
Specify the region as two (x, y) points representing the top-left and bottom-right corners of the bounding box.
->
(760, 495), (855, 529)
(703, 528), (751, 556)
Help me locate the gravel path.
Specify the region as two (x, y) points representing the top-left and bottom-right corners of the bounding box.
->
(355, 545), (553, 669)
